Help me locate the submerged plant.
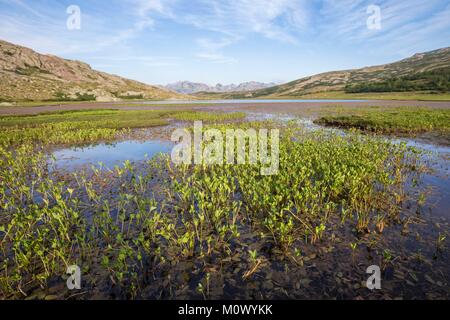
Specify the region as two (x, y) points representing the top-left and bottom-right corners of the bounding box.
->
(436, 232), (446, 251)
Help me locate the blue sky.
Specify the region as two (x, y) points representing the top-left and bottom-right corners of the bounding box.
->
(1, 0), (449, 85)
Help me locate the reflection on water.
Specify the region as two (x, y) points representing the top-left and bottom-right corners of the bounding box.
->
(137, 99), (370, 104)
(402, 139), (450, 219)
(51, 140), (173, 171)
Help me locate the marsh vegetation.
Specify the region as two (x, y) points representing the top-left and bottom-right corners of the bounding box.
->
(0, 108), (448, 299)
(316, 107), (450, 138)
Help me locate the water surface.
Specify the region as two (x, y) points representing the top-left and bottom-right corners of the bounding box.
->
(138, 99), (370, 104)
(52, 140), (173, 171)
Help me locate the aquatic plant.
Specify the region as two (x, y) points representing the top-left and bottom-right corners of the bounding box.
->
(316, 107), (450, 135)
(0, 114), (435, 299)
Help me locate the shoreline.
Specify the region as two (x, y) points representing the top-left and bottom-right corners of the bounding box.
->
(1, 99), (450, 116)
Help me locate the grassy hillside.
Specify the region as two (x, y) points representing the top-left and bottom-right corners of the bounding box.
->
(195, 47), (450, 100)
(345, 67), (450, 93)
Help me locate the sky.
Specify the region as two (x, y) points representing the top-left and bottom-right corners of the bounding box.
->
(0, 0), (449, 86)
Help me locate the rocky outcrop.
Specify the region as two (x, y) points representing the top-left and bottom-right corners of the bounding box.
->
(0, 40), (184, 102)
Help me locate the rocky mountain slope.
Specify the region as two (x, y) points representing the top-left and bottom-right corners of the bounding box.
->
(165, 81), (277, 94)
(221, 47), (450, 98)
(0, 40), (184, 102)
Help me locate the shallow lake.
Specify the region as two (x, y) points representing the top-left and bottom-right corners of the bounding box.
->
(51, 140), (173, 171)
(138, 99), (370, 104)
(34, 111), (450, 299)
(403, 139), (450, 218)
(50, 115), (449, 219)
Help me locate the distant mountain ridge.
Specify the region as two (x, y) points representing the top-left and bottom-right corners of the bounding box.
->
(165, 81), (278, 94)
(0, 40), (184, 102)
(212, 47), (450, 99)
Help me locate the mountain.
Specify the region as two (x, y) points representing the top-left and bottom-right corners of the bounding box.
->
(218, 47), (450, 99)
(165, 81), (277, 94)
(165, 81), (212, 94)
(0, 40), (184, 102)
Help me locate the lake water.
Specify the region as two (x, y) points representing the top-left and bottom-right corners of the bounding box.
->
(138, 99), (370, 104)
(52, 140), (173, 171)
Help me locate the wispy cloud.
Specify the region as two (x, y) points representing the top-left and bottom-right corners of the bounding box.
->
(195, 52), (237, 64)
(0, 0), (449, 84)
(0, 0), (159, 55)
(195, 37), (237, 63)
(130, 0), (450, 61)
(3, 0), (448, 57)
(364, 2), (450, 55)
(318, 0), (448, 43)
(88, 55), (181, 62)
(88, 55), (182, 67)
(142, 0), (311, 44)
(1, 0), (47, 18)
(132, 0), (312, 63)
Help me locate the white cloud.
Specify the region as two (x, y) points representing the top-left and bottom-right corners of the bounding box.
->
(131, 0), (175, 17)
(318, 0), (446, 42)
(0, 0), (160, 55)
(196, 38), (236, 51)
(194, 37), (238, 63)
(170, 0), (310, 44)
(133, 0), (311, 64)
(1, 0), (47, 18)
(123, 0), (311, 63)
(87, 55), (181, 67)
(196, 52), (237, 64)
(363, 2), (450, 55)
